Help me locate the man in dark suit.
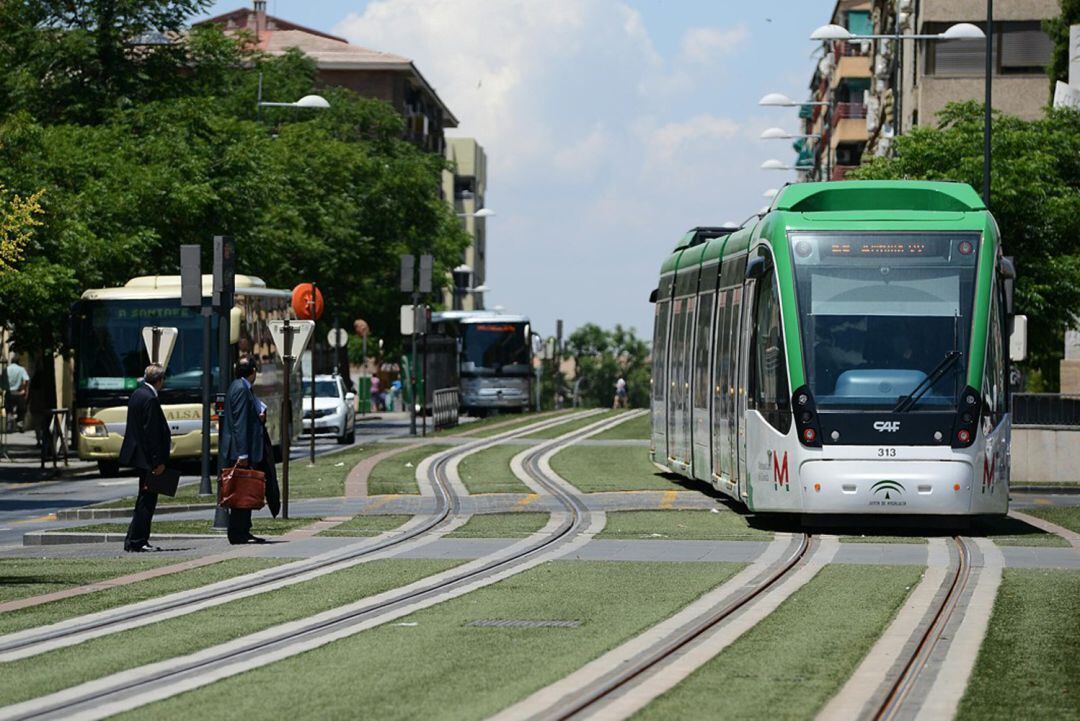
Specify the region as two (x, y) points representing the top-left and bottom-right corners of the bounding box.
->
(119, 364), (171, 552)
(220, 356), (267, 544)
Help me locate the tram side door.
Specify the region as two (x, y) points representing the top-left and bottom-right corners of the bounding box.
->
(735, 273), (753, 500)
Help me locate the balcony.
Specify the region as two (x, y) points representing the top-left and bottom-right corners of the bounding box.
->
(835, 102), (868, 120)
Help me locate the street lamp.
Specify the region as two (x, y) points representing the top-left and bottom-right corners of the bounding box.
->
(256, 74), (330, 120)
(763, 188), (779, 198)
(758, 93), (829, 108)
(809, 22), (984, 41)
(457, 207), (495, 218)
(760, 127), (820, 140)
(761, 159), (813, 172)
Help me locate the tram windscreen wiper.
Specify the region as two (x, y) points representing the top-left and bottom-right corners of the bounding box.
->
(893, 351), (961, 413)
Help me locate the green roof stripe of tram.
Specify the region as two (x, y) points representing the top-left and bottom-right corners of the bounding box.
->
(772, 180), (986, 213)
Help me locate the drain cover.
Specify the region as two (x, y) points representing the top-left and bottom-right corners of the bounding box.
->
(466, 619), (581, 629)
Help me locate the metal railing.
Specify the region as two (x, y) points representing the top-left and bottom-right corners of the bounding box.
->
(1012, 393), (1080, 427)
(433, 388), (460, 430)
(834, 102), (868, 120)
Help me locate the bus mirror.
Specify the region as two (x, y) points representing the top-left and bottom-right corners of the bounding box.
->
(745, 256), (766, 280)
(648, 288), (658, 304)
(999, 256), (1016, 317)
(1009, 315), (1028, 362)
(229, 307), (241, 344)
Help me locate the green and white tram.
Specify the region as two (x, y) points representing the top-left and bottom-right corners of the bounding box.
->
(649, 181), (1025, 516)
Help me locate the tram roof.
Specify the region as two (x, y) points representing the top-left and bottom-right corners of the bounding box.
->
(772, 180), (985, 214)
(430, 311), (530, 324)
(79, 274), (281, 300)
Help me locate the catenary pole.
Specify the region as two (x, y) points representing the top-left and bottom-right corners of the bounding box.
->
(983, 0), (993, 206)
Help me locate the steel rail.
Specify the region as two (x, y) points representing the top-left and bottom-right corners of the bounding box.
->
(0, 411), (628, 721)
(544, 532), (814, 721)
(0, 410), (599, 662)
(871, 535), (972, 721)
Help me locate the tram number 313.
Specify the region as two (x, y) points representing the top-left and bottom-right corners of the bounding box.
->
(877, 448), (897, 457)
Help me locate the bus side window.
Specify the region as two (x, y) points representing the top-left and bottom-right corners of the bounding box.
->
(748, 263), (791, 434)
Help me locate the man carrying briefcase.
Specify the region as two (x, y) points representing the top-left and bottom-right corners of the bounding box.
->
(220, 356), (267, 544)
(120, 364), (172, 552)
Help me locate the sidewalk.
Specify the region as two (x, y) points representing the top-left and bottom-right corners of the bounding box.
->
(0, 429), (96, 482)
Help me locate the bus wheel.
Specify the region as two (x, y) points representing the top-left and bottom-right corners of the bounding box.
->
(97, 460), (120, 478)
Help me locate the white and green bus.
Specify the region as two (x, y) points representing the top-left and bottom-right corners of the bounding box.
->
(70, 274), (301, 476)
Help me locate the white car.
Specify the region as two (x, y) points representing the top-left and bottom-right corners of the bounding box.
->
(300, 375), (356, 444)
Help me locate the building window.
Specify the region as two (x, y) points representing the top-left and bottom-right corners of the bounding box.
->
(924, 21), (1052, 77)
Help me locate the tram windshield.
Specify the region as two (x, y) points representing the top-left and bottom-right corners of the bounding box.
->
(461, 322), (531, 375)
(790, 233), (980, 411)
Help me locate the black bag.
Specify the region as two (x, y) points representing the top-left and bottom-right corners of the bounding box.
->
(146, 467), (181, 496)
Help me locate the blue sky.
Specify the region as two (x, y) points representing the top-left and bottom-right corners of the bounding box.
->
(200, 0), (836, 341)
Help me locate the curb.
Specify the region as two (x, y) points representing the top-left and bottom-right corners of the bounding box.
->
(24, 531), (225, 546)
(1012, 484), (1080, 495)
(56, 504), (218, 520)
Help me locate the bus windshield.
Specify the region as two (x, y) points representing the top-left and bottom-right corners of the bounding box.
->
(462, 322), (531, 375)
(74, 300), (219, 402)
(790, 233), (979, 411)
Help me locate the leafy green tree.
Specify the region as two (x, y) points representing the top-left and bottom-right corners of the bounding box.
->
(0, 185), (43, 274)
(564, 324), (651, 408)
(1044, 0), (1080, 88)
(850, 102), (1080, 388)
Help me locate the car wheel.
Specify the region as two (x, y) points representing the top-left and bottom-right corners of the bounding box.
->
(97, 460), (121, 478)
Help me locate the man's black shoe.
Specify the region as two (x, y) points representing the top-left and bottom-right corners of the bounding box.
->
(247, 535), (268, 544)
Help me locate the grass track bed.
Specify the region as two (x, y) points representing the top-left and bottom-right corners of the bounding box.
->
(598, 510), (772, 541)
(458, 444), (531, 494)
(0, 557), (195, 604)
(0, 558), (460, 707)
(973, 515), (1068, 547)
(367, 444), (454, 495)
(442, 410), (576, 438)
(1017, 505), (1080, 535)
(549, 445), (674, 493)
(62, 518), (318, 537)
(120, 560), (741, 721)
(589, 412), (649, 440)
(636, 564), (921, 720)
(445, 513), (550, 538)
(316, 514), (412, 537)
(838, 534), (927, 544)
(0, 558), (283, 635)
(521, 410), (616, 440)
(957, 568), (1080, 721)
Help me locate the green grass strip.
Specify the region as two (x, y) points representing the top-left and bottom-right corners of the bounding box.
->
(550, 445), (675, 493)
(458, 444), (532, 494)
(445, 513), (550, 538)
(317, 515), (412, 537)
(520, 409), (616, 440)
(439, 410), (576, 438)
(0, 558), (460, 707)
(637, 564), (922, 720)
(118, 561), (741, 721)
(1017, 505), (1080, 535)
(91, 482), (210, 509)
(957, 568), (1080, 721)
(589, 412), (650, 440)
(62, 518), (318, 537)
(0, 559), (283, 636)
(839, 534), (927, 544)
(367, 444), (454, 495)
(972, 514), (1068, 547)
(598, 510), (772, 541)
(0, 557), (190, 604)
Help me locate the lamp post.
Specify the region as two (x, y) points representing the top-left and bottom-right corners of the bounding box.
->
(255, 73), (330, 122)
(456, 207), (496, 218)
(759, 93), (832, 179)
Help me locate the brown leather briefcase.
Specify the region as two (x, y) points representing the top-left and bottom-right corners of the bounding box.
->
(219, 465), (266, 510)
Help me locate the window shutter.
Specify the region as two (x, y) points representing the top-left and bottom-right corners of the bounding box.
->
(1000, 26), (1052, 68)
(933, 38), (987, 75)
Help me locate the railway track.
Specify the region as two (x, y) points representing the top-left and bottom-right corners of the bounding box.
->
(0, 409), (602, 664)
(0, 410), (640, 721)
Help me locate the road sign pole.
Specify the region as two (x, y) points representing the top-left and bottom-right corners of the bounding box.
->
(360, 334), (367, 416)
(199, 308), (213, 496)
(421, 314), (427, 438)
(309, 282), (317, 464)
(410, 291), (419, 436)
(282, 351), (292, 520)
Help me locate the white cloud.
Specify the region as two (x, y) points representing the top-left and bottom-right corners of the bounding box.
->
(679, 24), (750, 65)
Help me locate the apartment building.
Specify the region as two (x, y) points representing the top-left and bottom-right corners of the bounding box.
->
(865, 0), (1057, 155)
(200, 1), (457, 154)
(799, 0), (873, 181)
(442, 138), (489, 312)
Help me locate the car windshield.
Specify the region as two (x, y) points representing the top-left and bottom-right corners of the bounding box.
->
(73, 299), (219, 401)
(302, 380), (341, 398)
(462, 322), (530, 374)
(790, 233), (979, 411)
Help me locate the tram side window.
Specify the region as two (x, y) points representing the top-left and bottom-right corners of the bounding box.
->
(983, 287), (1006, 425)
(652, 299), (671, 401)
(693, 292), (714, 409)
(713, 289), (730, 412)
(669, 298), (685, 407)
(748, 266), (792, 434)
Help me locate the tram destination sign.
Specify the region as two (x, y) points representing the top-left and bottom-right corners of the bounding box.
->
(823, 236), (959, 259)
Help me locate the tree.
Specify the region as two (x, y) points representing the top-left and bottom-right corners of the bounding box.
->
(564, 324), (651, 408)
(1044, 0), (1080, 89)
(850, 102), (1080, 388)
(0, 185), (43, 275)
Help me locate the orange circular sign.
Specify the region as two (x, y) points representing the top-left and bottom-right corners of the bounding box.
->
(292, 283), (324, 320)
